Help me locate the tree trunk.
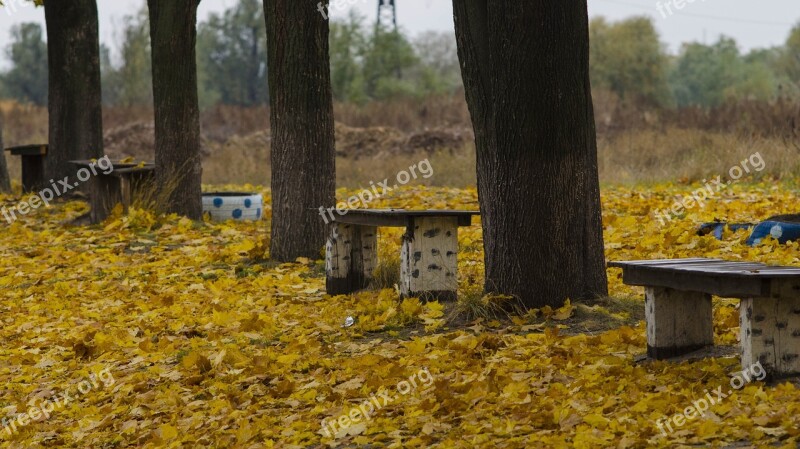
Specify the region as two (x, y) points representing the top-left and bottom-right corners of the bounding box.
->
(43, 0), (104, 191)
(148, 0), (203, 219)
(453, 1), (608, 308)
(263, 0), (336, 261)
(0, 113), (10, 193)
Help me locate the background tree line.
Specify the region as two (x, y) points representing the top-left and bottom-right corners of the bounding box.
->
(0, 4), (798, 110)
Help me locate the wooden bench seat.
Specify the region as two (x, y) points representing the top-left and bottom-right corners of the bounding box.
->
(325, 209), (479, 300)
(5, 144), (47, 192)
(609, 258), (800, 378)
(69, 160), (156, 224)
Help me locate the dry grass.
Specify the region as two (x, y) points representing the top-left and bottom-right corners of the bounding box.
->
(597, 129), (799, 185)
(334, 93), (471, 131)
(445, 289), (526, 324)
(2, 96), (799, 188)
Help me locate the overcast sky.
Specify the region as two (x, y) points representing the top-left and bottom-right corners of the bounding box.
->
(0, 0), (798, 68)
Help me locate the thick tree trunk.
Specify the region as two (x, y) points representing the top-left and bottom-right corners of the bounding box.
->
(453, 1), (608, 308)
(0, 113), (10, 193)
(148, 0), (203, 219)
(43, 0), (104, 191)
(263, 0), (336, 261)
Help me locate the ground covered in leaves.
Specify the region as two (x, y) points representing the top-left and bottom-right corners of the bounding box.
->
(2, 181), (800, 448)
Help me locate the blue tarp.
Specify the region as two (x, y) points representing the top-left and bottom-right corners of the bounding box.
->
(698, 220), (800, 246)
(746, 221), (800, 246)
(698, 222), (754, 240)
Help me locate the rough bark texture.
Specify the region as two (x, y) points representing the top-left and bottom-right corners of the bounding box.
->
(43, 0), (104, 191)
(263, 0), (336, 261)
(148, 0), (203, 219)
(0, 114), (10, 193)
(453, 1), (608, 308)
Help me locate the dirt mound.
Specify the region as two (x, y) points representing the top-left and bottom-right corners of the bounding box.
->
(406, 127), (473, 153)
(103, 121), (211, 161)
(334, 123), (405, 158)
(103, 122), (155, 161)
(334, 123), (473, 158)
(102, 121), (471, 163)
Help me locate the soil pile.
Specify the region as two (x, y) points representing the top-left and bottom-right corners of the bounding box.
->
(334, 123), (473, 158)
(103, 122), (211, 161)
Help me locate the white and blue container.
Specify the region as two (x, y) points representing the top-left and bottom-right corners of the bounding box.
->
(202, 192), (263, 221)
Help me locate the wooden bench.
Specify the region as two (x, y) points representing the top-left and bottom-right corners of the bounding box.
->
(5, 144), (47, 192)
(325, 209), (479, 300)
(69, 160), (156, 224)
(609, 258), (800, 377)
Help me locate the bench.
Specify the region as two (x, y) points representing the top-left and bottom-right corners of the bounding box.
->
(69, 160), (156, 224)
(5, 144), (47, 192)
(609, 258), (800, 377)
(325, 209), (479, 300)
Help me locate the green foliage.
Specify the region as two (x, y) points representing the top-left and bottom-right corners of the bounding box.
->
(101, 7), (152, 107)
(329, 11), (368, 102)
(589, 16), (796, 108)
(196, 0), (267, 107)
(0, 22), (48, 106)
(411, 31), (462, 94)
(329, 12), (462, 103)
(590, 16), (671, 107)
(1, 1), (795, 111)
(670, 37), (780, 107)
(776, 22), (800, 91)
(362, 26), (418, 99)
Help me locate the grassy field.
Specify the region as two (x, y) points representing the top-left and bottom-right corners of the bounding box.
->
(2, 97), (798, 188)
(0, 182), (799, 447)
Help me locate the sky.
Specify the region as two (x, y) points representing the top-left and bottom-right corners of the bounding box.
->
(0, 0), (798, 68)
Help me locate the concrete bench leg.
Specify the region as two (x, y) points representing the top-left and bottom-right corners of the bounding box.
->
(400, 216), (458, 301)
(325, 223), (377, 295)
(740, 280), (800, 377)
(645, 287), (714, 359)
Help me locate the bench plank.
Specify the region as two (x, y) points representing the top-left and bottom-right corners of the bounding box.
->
(330, 209), (478, 227)
(610, 258), (800, 277)
(618, 266), (771, 298)
(609, 258), (800, 298)
(5, 144), (47, 156)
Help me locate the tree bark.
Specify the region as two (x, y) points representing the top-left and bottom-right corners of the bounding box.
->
(263, 0), (336, 261)
(148, 0), (203, 219)
(453, 1), (608, 308)
(43, 0), (104, 191)
(0, 113), (10, 193)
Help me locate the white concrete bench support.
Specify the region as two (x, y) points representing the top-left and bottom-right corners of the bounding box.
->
(610, 258), (800, 379)
(400, 216), (459, 301)
(325, 223), (377, 295)
(740, 279), (800, 377)
(645, 287), (714, 359)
